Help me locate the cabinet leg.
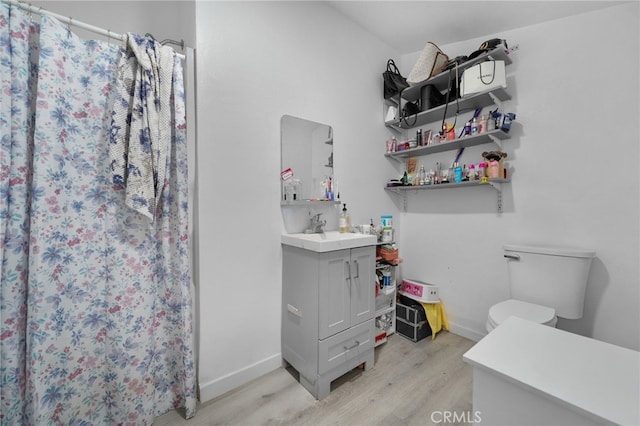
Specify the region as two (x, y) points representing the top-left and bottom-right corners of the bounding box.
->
(316, 377), (331, 400)
(363, 350), (375, 371)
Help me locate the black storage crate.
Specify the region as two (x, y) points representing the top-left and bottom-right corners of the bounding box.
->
(396, 318), (432, 342)
(396, 295), (432, 342)
(396, 294), (427, 323)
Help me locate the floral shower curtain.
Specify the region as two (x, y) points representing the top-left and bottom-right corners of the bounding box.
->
(1, 4), (196, 424)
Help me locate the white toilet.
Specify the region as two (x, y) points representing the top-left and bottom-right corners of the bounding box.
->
(486, 244), (595, 333)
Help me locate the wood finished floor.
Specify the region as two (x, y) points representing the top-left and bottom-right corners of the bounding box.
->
(155, 331), (476, 425)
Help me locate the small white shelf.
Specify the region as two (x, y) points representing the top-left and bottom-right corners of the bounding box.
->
(376, 304), (395, 317)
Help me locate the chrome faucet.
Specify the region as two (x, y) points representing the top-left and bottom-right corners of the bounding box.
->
(305, 213), (326, 234)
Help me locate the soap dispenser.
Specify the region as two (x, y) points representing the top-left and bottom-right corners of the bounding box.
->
(339, 204), (351, 233)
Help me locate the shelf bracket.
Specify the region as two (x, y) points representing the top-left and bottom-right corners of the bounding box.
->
(385, 154), (405, 164)
(487, 181), (503, 213)
(402, 192), (408, 212)
(488, 91), (503, 110)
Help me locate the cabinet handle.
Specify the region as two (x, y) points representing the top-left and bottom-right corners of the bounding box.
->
(352, 260), (359, 279)
(287, 303), (302, 318)
(504, 254), (520, 260)
(345, 261), (351, 279)
(344, 340), (360, 351)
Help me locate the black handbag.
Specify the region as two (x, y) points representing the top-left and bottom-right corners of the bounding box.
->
(383, 59), (409, 99)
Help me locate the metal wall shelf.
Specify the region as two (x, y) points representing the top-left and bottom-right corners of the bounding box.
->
(401, 44), (512, 99)
(385, 128), (510, 160)
(385, 179), (509, 213)
(385, 88), (511, 131)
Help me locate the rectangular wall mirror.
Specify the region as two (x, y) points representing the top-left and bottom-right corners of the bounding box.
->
(280, 115), (334, 203)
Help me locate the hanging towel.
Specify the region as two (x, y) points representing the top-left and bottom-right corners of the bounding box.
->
(420, 301), (449, 340)
(110, 33), (175, 221)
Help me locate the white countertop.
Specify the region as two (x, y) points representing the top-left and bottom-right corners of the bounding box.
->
(463, 316), (640, 426)
(281, 231), (377, 253)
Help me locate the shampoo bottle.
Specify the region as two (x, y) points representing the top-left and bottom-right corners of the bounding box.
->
(339, 204), (351, 233)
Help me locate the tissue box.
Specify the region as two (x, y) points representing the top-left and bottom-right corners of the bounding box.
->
(399, 279), (439, 303)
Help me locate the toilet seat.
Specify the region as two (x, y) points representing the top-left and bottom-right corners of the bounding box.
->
(487, 299), (557, 331)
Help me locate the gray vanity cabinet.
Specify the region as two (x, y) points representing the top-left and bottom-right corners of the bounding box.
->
(282, 244), (375, 399)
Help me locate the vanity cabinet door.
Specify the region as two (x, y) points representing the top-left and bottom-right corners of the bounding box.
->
(318, 246), (375, 340)
(349, 246), (375, 327)
(318, 249), (351, 340)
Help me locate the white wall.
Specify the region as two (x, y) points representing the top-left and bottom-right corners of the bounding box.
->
(195, 1), (398, 401)
(396, 4), (639, 349)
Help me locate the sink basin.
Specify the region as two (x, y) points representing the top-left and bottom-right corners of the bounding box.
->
(281, 231), (377, 253)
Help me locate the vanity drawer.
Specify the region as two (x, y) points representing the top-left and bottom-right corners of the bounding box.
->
(318, 319), (373, 375)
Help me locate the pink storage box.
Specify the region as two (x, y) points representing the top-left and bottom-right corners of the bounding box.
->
(399, 279), (440, 303)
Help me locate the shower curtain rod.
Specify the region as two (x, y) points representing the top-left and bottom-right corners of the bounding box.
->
(3, 0), (186, 60)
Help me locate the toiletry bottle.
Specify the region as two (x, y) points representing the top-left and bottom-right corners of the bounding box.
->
(480, 115), (488, 133)
(339, 204), (351, 233)
(447, 124), (455, 140)
(471, 117), (479, 135)
(329, 177), (334, 201)
(428, 168), (435, 185)
(454, 162), (463, 183)
(401, 171), (409, 186)
(478, 162), (487, 178)
(419, 165), (426, 185)
(467, 164), (476, 181)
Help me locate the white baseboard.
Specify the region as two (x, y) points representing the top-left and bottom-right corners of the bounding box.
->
(198, 353), (282, 403)
(448, 321), (486, 342)
(199, 323), (484, 403)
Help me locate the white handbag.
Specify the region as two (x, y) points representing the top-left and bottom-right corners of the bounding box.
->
(460, 60), (506, 97)
(407, 42), (449, 85)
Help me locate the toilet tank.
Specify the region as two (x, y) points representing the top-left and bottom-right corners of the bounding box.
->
(504, 244), (595, 319)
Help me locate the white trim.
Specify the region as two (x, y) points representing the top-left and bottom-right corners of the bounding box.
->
(198, 354), (283, 403)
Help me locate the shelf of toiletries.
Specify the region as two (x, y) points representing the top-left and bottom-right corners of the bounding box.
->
(385, 128), (510, 159)
(385, 178), (509, 193)
(374, 277), (396, 347)
(374, 239), (398, 347)
(386, 178), (508, 213)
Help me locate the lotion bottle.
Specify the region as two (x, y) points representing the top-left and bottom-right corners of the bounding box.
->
(339, 204), (351, 233)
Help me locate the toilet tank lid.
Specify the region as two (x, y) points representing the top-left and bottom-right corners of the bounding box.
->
(503, 244), (595, 258)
